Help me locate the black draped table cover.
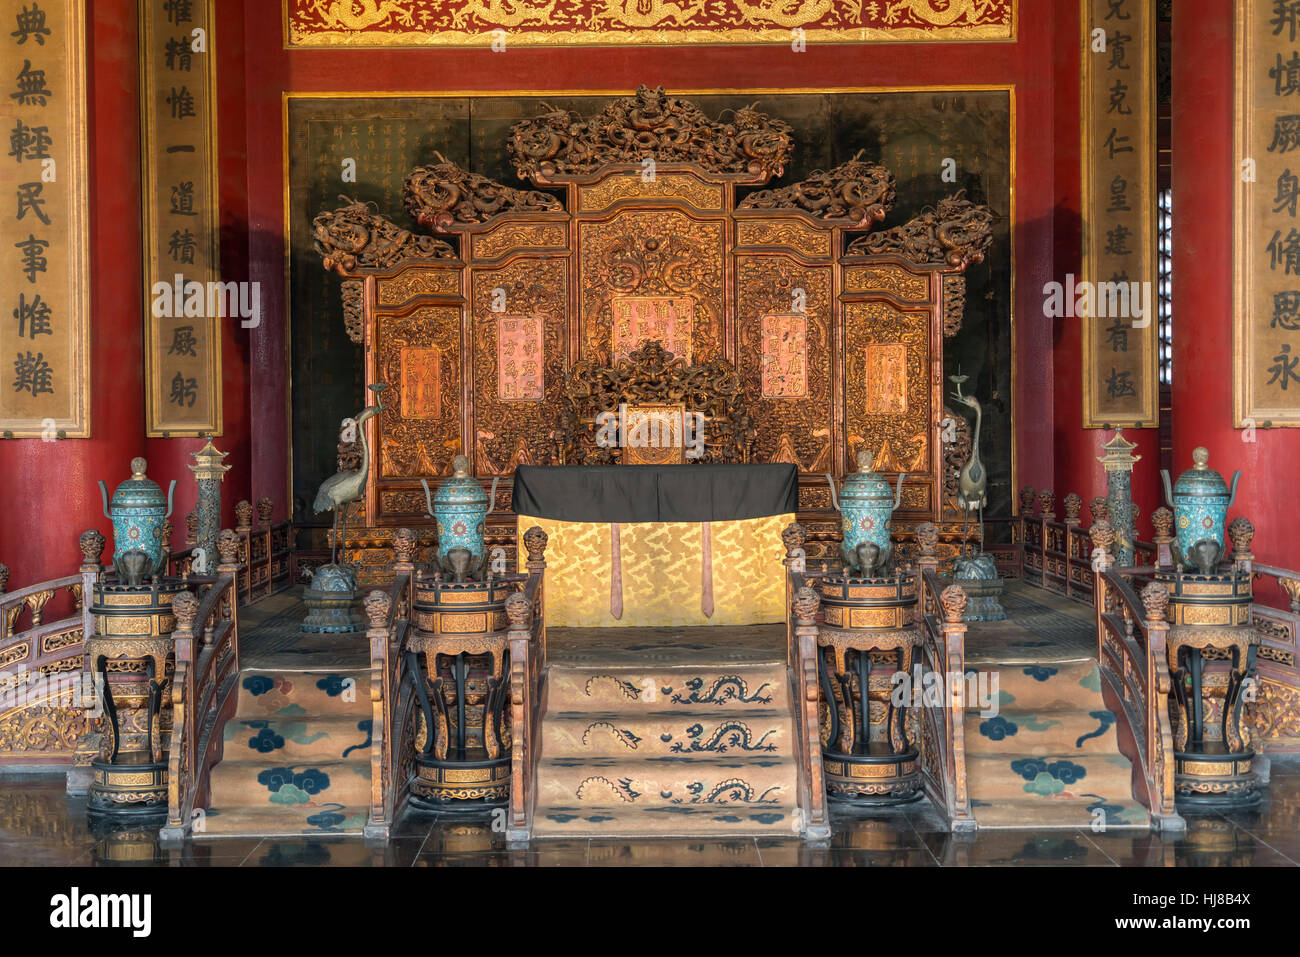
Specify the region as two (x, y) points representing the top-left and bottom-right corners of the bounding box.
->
(511, 464), (798, 524)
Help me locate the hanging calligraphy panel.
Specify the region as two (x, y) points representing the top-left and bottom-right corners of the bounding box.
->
(283, 0), (1017, 48)
(141, 0), (221, 436)
(0, 0), (89, 437)
(1235, 0), (1300, 426)
(1081, 0), (1158, 429)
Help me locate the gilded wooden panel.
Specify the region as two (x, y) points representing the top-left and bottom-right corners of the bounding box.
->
(471, 258), (568, 474)
(843, 301), (932, 478)
(377, 268), (460, 306)
(375, 305), (463, 477)
(579, 172), (724, 213)
(736, 255), (833, 471)
(735, 219), (831, 259)
(578, 210), (724, 364)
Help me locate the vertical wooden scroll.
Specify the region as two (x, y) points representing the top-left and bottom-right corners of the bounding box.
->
(1235, 0), (1300, 426)
(0, 0), (89, 437)
(141, 0), (221, 436)
(1081, 0), (1158, 428)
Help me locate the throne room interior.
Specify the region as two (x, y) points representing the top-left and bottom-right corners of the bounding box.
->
(1, 0), (1300, 896)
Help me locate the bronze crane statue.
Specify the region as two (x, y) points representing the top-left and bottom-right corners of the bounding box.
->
(951, 374), (988, 555)
(314, 387), (386, 565)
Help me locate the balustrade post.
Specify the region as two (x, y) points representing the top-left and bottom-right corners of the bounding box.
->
(1140, 580), (1176, 818)
(1151, 507), (1175, 569)
(214, 529), (241, 646)
(792, 584), (829, 840)
(938, 585), (972, 827)
(77, 528), (105, 679)
(1228, 517), (1255, 579)
(1063, 493), (1082, 596)
(1038, 490), (1054, 581)
(915, 522), (939, 619)
(522, 525), (549, 668)
(391, 527), (417, 620)
(1090, 519), (1116, 663)
(363, 589), (392, 835)
(781, 523), (806, 667)
(505, 591), (533, 843)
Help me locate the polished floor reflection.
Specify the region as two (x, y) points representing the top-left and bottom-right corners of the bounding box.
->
(1, 761), (1298, 866)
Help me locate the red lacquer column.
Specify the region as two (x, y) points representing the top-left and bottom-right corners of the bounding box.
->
(1173, 0), (1300, 572)
(0, 0), (145, 587)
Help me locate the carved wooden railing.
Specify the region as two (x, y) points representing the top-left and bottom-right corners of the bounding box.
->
(1250, 559), (1300, 752)
(161, 539), (243, 841)
(916, 565), (975, 832)
(505, 541), (548, 843)
(780, 524), (832, 841)
(0, 532), (104, 770)
(361, 564), (412, 840)
(172, 499), (294, 605)
(1016, 488), (1161, 603)
(1086, 514), (1183, 832)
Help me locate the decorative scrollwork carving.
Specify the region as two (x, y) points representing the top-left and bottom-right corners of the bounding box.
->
(941, 406), (971, 503)
(403, 156), (562, 229)
(364, 590), (392, 629)
(792, 586), (820, 624)
(1228, 516), (1255, 557)
(737, 154), (896, 227)
(508, 86), (793, 181)
(846, 190), (994, 269)
(313, 196), (457, 273)
(782, 522), (805, 556)
(940, 585), (967, 622)
(560, 340), (748, 464)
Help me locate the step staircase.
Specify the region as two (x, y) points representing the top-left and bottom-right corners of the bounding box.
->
(532, 660), (801, 838)
(963, 656), (1149, 829)
(196, 667), (373, 837)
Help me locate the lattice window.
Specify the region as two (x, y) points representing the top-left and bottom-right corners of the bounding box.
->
(1158, 187), (1173, 385)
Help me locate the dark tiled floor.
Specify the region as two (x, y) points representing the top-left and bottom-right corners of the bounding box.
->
(1, 759), (1298, 866)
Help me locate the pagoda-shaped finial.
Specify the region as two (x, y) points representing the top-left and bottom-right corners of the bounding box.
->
(1098, 427), (1141, 473)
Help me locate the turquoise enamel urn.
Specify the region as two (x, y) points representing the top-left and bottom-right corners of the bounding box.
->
(98, 457), (177, 580)
(422, 455), (497, 572)
(831, 450), (905, 569)
(1160, 447), (1241, 569)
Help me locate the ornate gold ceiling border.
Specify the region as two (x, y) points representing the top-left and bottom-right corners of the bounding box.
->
(283, 1), (1016, 48)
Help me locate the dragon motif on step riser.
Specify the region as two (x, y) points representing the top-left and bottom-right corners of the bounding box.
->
(669, 721), (778, 753)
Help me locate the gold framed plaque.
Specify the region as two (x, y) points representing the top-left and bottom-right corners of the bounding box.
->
(1234, 0), (1300, 426)
(0, 0), (90, 438)
(140, 0), (222, 436)
(1080, 0), (1158, 429)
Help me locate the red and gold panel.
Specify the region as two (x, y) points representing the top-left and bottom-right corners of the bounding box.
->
(578, 209), (724, 365)
(374, 304), (462, 478)
(612, 296), (694, 362)
(760, 314), (808, 399)
(284, 0), (1017, 47)
(843, 300), (933, 489)
(497, 314), (546, 401)
(471, 258), (568, 474)
(736, 256), (834, 471)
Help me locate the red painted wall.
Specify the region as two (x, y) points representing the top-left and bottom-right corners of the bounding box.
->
(8, 2), (1163, 587)
(0, 0), (253, 589)
(0, 1), (146, 588)
(240, 2), (1072, 517)
(1174, 0), (1300, 575)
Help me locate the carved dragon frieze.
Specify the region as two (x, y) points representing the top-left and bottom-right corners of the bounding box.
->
(737, 154), (897, 228)
(846, 190), (994, 270)
(313, 196), (457, 273)
(508, 85), (793, 181)
(403, 156), (562, 230)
